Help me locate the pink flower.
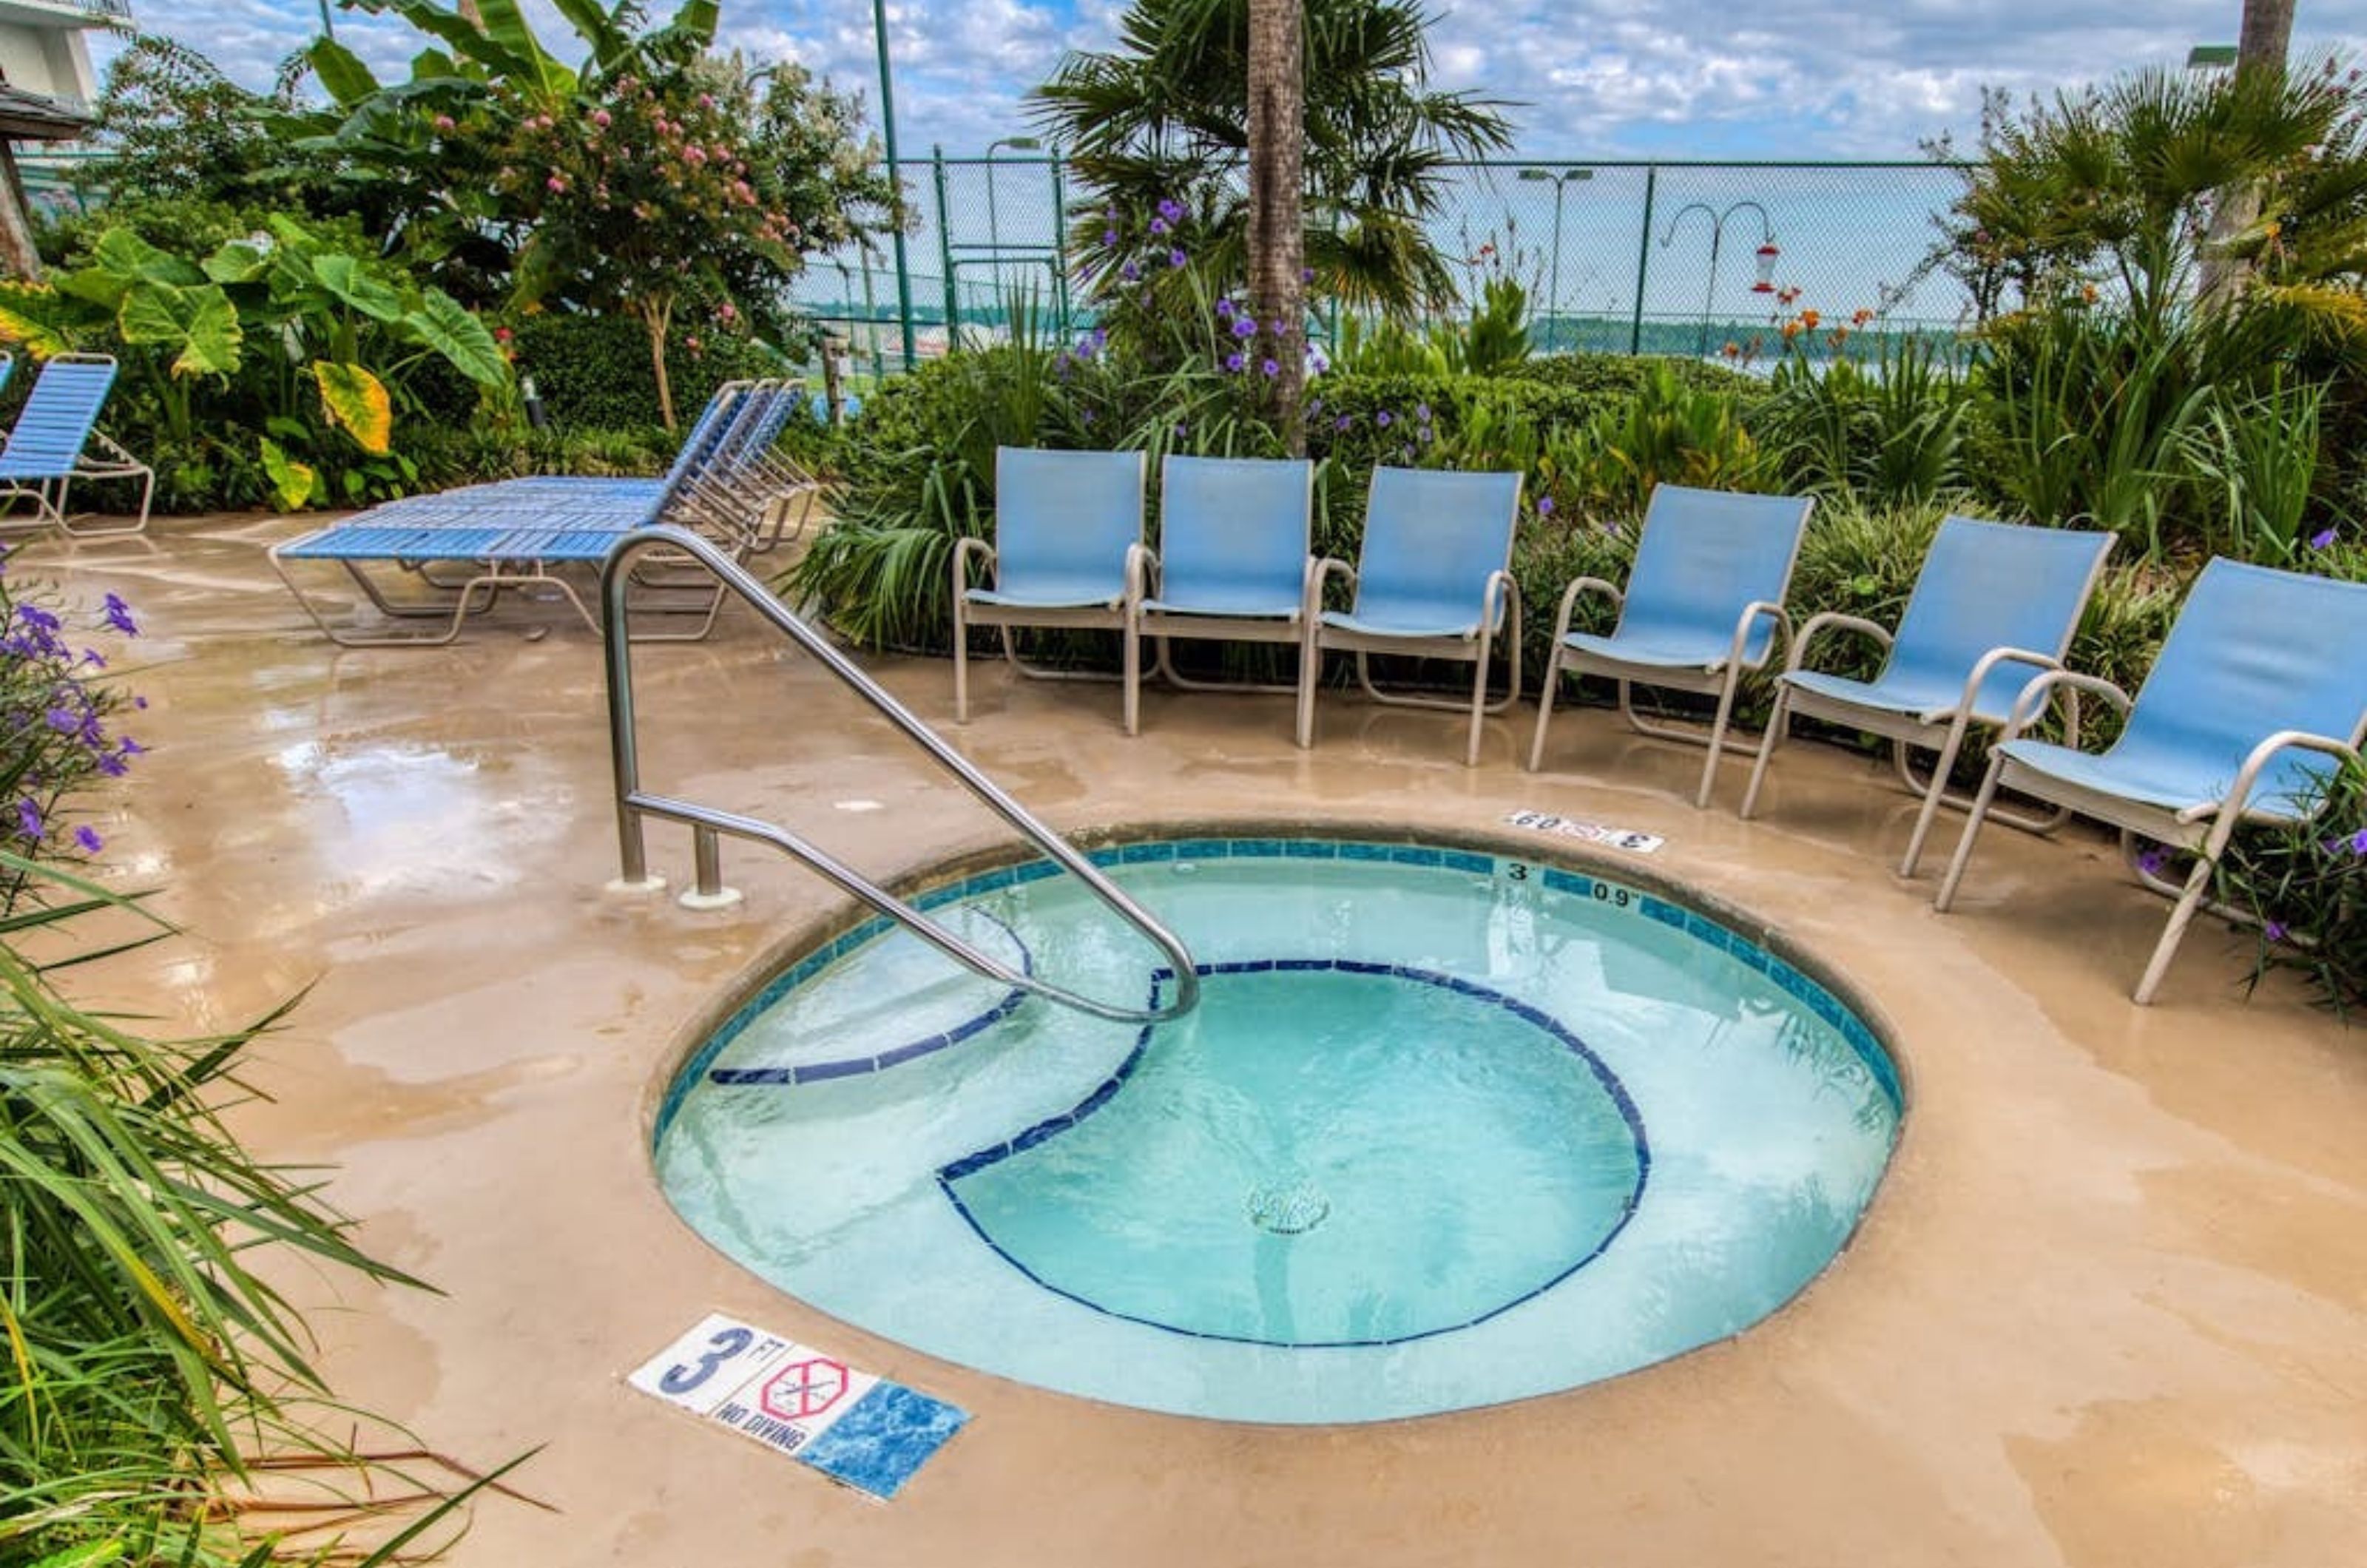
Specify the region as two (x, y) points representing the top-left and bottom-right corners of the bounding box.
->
(592, 109), (612, 129)
(433, 114), (456, 132)
(717, 301), (737, 322)
(547, 175), (567, 193)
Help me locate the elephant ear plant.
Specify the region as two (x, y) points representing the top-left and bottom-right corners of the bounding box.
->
(0, 216), (510, 513)
(0, 564), (507, 1563)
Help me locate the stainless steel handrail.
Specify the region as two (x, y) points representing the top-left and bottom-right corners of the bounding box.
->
(600, 527), (1201, 1025)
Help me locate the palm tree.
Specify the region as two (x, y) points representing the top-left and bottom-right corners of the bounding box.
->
(1246, 0), (1306, 447)
(1031, 0), (1511, 318)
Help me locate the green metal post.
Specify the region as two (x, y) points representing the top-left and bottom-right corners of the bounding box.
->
(1050, 155), (1073, 339)
(871, 0), (918, 371)
(1628, 164), (1658, 356)
(860, 249), (884, 381)
(1545, 180), (1567, 352)
(932, 146), (959, 351)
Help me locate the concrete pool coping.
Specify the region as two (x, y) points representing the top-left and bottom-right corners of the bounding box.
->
(32, 513), (2367, 1568)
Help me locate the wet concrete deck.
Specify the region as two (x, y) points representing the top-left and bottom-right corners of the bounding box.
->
(30, 515), (2367, 1567)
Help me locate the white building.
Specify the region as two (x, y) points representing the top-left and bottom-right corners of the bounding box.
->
(0, 0), (126, 107)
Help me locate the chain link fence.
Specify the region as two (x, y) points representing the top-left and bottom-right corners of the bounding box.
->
(795, 155), (1982, 377)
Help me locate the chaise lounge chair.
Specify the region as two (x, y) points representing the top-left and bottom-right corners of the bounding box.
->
(1527, 484), (1813, 808)
(0, 354), (154, 537)
(1739, 516), (2116, 875)
(953, 447), (1147, 725)
(1934, 557), (2367, 1004)
(1121, 453), (1317, 737)
(1294, 465), (1523, 767)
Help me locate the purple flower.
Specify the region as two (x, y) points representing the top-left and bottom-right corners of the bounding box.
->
(1121, 261), (1141, 282)
(1157, 197), (1184, 223)
(1377, 410), (1394, 428)
(1301, 267), (1314, 283)
(1173, 421), (1189, 438)
(2311, 527), (2339, 550)
(1261, 358), (1280, 377)
(2350, 826), (2367, 856)
(2135, 844), (2169, 876)
(1215, 297), (1235, 318)
(1101, 228), (1118, 248)
(43, 707), (77, 734)
(1149, 217), (1170, 237)
(102, 593), (137, 636)
(1167, 248), (1185, 268)
(1232, 316), (1258, 339)
(1538, 496), (1556, 516)
(1334, 415), (1351, 431)
(1224, 351), (1246, 372)
(1416, 403), (1432, 423)
(73, 825), (101, 854)
(14, 799), (38, 842)
(2264, 919), (2289, 942)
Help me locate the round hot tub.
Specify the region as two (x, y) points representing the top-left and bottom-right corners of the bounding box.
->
(655, 834), (1902, 1424)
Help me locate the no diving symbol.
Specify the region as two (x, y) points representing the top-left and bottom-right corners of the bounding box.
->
(760, 1356), (848, 1422)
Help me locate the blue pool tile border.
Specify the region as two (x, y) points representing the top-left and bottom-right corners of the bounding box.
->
(658, 835), (1905, 1145)
(932, 958), (1652, 1351)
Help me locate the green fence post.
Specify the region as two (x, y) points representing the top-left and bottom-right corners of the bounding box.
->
(1628, 164), (1658, 356)
(932, 145), (959, 353)
(1050, 154), (1073, 339)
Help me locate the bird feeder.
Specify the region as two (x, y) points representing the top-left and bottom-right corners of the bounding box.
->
(1750, 240), (1781, 294)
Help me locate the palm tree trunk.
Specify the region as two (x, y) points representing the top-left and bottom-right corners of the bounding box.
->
(2201, 0), (2296, 301)
(1246, 0), (1306, 454)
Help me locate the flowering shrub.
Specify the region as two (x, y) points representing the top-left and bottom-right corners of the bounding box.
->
(0, 558), (141, 910)
(2222, 757), (2367, 1012)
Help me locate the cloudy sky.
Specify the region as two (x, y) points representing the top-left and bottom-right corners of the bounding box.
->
(99, 0), (2367, 160)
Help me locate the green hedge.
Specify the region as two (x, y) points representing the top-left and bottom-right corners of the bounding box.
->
(507, 314), (791, 429)
(1499, 353), (1760, 398)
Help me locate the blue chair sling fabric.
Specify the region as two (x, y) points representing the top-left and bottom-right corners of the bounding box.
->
(1529, 484), (1812, 806)
(1937, 557), (2367, 1003)
(1295, 466), (1524, 766)
(0, 354), (152, 535)
(953, 447), (1147, 723)
(1123, 454), (1314, 737)
(1740, 516), (2116, 873)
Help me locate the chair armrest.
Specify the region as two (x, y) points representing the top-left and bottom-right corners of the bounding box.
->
(1125, 541), (1158, 606)
(1549, 575), (1624, 644)
(1999, 669), (2131, 743)
(1784, 611), (1892, 676)
(2195, 730), (2363, 826)
(1724, 600), (1793, 674)
(1952, 645), (2062, 716)
(1299, 555), (1327, 626)
(953, 535), (996, 595)
(1483, 569), (1520, 632)
(1309, 555), (1356, 618)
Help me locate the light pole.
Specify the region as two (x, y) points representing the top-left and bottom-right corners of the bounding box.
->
(1660, 199), (1773, 360)
(871, 0), (919, 370)
(1518, 166), (1593, 353)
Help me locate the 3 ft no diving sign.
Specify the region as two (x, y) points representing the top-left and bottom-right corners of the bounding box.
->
(627, 1313), (969, 1499)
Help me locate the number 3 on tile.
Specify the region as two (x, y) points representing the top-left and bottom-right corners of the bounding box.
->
(660, 1326), (755, 1395)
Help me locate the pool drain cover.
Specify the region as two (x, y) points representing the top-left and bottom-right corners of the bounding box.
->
(1246, 1180), (1330, 1235)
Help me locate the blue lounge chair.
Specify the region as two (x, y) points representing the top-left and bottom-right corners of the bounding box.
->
(1740, 516), (2117, 875)
(269, 383), (795, 646)
(1122, 453), (1317, 737)
(1935, 558), (2367, 1004)
(1527, 484), (1813, 807)
(1293, 466), (1523, 767)
(0, 354), (152, 536)
(953, 447), (1147, 724)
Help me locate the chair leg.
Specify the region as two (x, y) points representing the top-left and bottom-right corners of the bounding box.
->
(1525, 646), (1564, 772)
(953, 594), (972, 723)
(2133, 855), (2217, 1006)
(1122, 607), (1142, 737)
(1294, 628), (1320, 749)
(1465, 627), (1493, 767)
(1738, 684), (1792, 820)
(1898, 716), (1974, 879)
(1694, 664), (1744, 809)
(1934, 754), (2010, 912)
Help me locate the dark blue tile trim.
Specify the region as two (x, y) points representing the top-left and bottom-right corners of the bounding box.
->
(658, 835), (1905, 1144)
(933, 958), (1652, 1351)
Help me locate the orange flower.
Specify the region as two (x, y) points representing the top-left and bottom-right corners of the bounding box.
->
(2080, 283), (2099, 303)
(1800, 308), (1821, 330)
(1721, 340), (1741, 357)
(1780, 320), (1803, 342)
(1851, 307), (1874, 327)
